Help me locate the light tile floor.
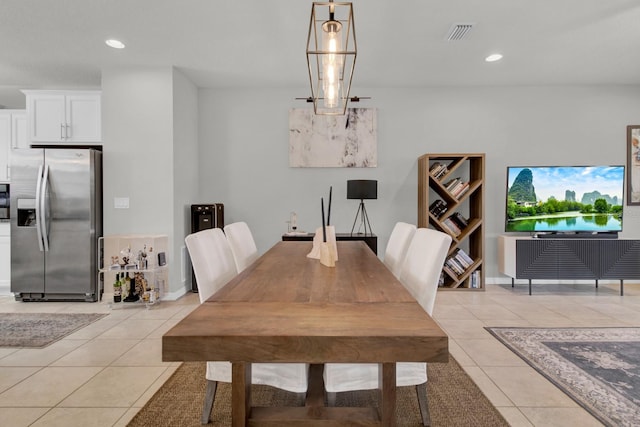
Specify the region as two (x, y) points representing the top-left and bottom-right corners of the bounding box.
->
(0, 281), (638, 426)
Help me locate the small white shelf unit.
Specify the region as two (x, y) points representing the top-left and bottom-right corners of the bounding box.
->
(98, 234), (168, 308)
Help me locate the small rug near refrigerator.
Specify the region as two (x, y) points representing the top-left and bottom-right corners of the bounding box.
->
(487, 327), (640, 427)
(0, 312), (107, 347)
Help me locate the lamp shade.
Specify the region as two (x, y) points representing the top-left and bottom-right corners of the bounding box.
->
(347, 180), (377, 200)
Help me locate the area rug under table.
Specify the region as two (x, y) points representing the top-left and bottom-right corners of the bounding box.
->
(0, 313), (107, 348)
(128, 357), (509, 426)
(487, 327), (640, 427)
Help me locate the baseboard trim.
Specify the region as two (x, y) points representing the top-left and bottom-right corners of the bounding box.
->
(163, 285), (191, 301)
(0, 280), (10, 296)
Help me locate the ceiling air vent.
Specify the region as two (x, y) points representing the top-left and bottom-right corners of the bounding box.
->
(446, 23), (475, 41)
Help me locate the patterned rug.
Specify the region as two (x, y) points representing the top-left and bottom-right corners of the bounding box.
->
(128, 357), (509, 426)
(0, 313), (107, 347)
(487, 327), (640, 427)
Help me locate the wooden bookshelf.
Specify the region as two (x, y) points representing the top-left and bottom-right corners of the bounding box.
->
(418, 153), (485, 290)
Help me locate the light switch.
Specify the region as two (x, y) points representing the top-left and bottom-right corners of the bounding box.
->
(114, 197), (129, 209)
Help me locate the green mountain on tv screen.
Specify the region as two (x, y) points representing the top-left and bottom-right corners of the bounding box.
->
(508, 169), (537, 202)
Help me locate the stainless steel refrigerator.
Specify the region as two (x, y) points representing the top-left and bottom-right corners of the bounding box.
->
(10, 148), (102, 301)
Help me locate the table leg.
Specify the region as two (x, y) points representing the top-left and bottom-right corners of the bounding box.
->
(305, 363), (325, 414)
(232, 362), (251, 427)
(379, 362), (397, 427)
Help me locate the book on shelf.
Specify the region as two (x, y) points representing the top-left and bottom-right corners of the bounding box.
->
(441, 218), (461, 236)
(468, 270), (480, 288)
(442, 264), (459, 278)
(429, 199), (448, 218)
(452, 253), (470, 269)
(444, 177), (460, 191)
(453, 254), (469, 271)
(444, 249), (475, 278)
(454, 248), (474, 267)
(449, 181), (464, 195)
(430, 162), (449, 179)
(445, 256), (466, 275)
(429, 162), (443, 174)
(450, 212), (469, 229)
(452, 182), (470, 198)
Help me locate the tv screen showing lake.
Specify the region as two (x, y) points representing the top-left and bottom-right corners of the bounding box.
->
(506, 212), (622, 232)
(505, 166), (624, 232)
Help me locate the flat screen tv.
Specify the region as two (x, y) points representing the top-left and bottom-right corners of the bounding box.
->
(505, 165), (624, 235)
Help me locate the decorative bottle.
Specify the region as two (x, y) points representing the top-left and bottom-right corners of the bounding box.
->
(113, 273), (122, 303)
(124, 272), (139, 302)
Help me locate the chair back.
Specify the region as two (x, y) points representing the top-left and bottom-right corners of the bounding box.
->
(399, 228), (452, 315)
(383, 222), (417, 278)
(224, 221), (259, 272)
(185, 228), (237, 303)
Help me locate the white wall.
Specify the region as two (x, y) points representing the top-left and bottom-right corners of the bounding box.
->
(172, 69), (199, 292)
(101, 67), (181, 292)
(198, 85), (640, 281)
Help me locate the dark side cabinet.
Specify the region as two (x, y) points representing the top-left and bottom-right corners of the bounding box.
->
(282, 233), (377, 255)
(190, 204), (224, 292)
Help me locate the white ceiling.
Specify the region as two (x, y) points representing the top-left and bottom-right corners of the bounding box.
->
(2, 0), (640, 107)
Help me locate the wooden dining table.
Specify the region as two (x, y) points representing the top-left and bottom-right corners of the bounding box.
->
(162, 241), (448, 426)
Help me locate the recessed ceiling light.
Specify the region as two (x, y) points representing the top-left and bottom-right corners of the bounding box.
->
(105, 39), (125, 49)
(485, 53), (503, 62)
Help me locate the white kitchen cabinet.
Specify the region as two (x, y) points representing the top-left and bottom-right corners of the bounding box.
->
(0, 110), (27, 181)
(0, 114), (9, 182)
(0, 223), (9, 289)
(12, 113), (27, 149)
(23, 90), (101, 144)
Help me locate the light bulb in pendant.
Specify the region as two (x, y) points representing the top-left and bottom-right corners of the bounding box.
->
(321, 19), (343, 109)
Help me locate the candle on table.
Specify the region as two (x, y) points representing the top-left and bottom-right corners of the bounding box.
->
(321, 197), (327, 242)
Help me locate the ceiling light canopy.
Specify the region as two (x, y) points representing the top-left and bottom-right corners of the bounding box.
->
(485, 53), (503, 62)
(105, 39), (125, 49)
(306, 0), (357, 116)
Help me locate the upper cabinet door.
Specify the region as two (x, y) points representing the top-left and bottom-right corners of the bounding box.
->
(11, 112), (27, 149)
(28, 93), (66, 142)
(0, 114), (10, 181)
(0, 110), (27, 181)
(24, 90), (101, 144)
(66, 94), (101, 142)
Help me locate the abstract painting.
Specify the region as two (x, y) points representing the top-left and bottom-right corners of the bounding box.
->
(289, 108), (377, 168)
(627, 125), (640, 205)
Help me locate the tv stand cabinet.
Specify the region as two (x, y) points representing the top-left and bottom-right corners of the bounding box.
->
(498, 235), (640, 295)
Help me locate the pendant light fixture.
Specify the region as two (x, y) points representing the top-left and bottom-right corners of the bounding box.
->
(306, 1), (357, 115)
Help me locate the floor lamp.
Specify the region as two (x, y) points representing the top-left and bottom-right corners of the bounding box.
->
(347, 180), (377, 236)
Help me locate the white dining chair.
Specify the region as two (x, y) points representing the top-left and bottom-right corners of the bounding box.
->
(383, 221), (417, 278)
(323, 228), (452, 426)
(224, 221), (260, 273)
(185, 228), (308, 424)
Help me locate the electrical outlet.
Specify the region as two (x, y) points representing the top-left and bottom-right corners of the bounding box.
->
(114, 197), (129, 209)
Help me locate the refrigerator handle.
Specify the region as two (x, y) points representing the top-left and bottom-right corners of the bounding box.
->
(35, 164), (44, 252)
(40, 164), (50, 251)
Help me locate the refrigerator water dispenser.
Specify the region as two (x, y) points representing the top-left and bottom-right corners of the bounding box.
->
(17, 198), (37, 227)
